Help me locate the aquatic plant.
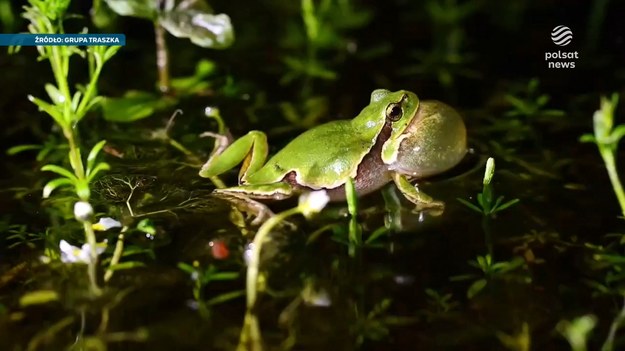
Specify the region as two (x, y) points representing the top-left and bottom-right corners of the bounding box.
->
(18, 0), (121, 295)
(454, 157), (524, 298)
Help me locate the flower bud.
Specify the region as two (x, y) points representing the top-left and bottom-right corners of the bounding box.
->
(74, 201), (93, 222)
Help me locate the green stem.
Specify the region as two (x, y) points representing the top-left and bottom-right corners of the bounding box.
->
(154, 21), (170, 93)
(600, 148), (625, 218)
(602, 295), (625, 351)
(246, 208), (300, 307)
(65, 129), (86, 180)
(76, 58), (104, 120)
(239, 207), (300, 351)
(104, 227), (127, 283)
(83, 221), (102, 296)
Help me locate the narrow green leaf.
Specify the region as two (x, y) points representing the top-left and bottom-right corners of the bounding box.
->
(87, 162), (111, 182)
(505, 95), (530, 113)
(491, 196), (504, 213)
(76, 96), (103, 122)
(365, 227), (389, 244)
(536, 94), (549, 107)
(467, 279), (487, 299)
(19, 290), (59, 306)
(496, 198), (520, 212)
(28, 95), (67, 127)
(44, 83), (66, 105)
(205, 290), (245, 306)
(456, 198), (483, 214)
(71, 91), (82, 113)
(87, 140), (107, 174)
(206, 271), (239, 281)
(43, 177), (74, 198)
(177, 262), (196, 275)
(103, 45), (122, 62)
(41, 164), (78, 182)
(107, 261), (146, 271)
(611, 125), (625, 143)
(7, 144), (42, 155)
(579, 134), (596, 143)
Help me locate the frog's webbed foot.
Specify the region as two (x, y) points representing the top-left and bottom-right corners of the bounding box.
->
(412, 200), (445, 217)
(212, 192), (275, 226)
(212, 191), (298, 229)
(391, 173), (445, 217)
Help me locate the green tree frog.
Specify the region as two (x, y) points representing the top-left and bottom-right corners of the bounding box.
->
(199, 89), (467, 213)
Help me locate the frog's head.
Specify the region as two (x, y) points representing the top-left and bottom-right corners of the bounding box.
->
(370, 89), (423, 164)
(387, 100), (467, 178)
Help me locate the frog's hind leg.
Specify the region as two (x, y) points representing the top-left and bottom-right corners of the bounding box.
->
(199, 131), (269, 181)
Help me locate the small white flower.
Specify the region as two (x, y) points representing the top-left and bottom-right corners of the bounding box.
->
(298, 190), (330, 218)
(59, 240), (107, 264)
(74, 201), (93, 222)
(92, 217), (122, 231)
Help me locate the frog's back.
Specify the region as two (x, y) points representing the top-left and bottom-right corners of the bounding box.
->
(245, 120), (379, 189)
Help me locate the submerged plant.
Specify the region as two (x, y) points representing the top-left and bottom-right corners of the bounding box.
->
(450, 254), (529, 299)
(239, 190), (330, 351)
(454, 157), (525, 298)
(178, 261), (243, 320)
(457, 157), (520, 218)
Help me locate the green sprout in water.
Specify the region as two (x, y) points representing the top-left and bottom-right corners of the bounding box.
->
(454, 157), (525, 299)
(581, 93), (625, 218)
(457, 157), (520, 217)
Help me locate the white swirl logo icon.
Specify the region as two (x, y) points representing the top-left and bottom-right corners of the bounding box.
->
(551, 25), (572, 46)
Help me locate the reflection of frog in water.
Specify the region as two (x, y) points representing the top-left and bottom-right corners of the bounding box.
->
(200, 89), (466, 216)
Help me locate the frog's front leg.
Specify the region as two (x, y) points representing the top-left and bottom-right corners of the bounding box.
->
(199, 130), (269, 182)
(391, 173), (444, 213)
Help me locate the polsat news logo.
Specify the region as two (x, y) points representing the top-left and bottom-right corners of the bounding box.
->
(545, 25), (578, 69)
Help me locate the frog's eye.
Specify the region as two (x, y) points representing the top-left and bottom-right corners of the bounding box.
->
(386, 103), (403, 122)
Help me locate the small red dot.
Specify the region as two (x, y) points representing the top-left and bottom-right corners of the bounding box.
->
(209, 240), (230, 260)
